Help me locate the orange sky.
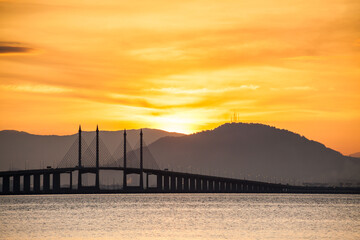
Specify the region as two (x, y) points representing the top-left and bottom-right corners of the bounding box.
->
(0, 0), (359, 155)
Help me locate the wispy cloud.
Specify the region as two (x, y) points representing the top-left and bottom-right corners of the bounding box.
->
(0, 41), (34, 55)
(0, 84), (72, 94)
(270, 86), (316, 91)
(0, 46), (32, 54)
(149, 85), (259, 95)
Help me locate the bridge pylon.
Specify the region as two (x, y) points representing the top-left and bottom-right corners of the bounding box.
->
(78, 125), (82, 190)
(123, 129), (127, 190)
(140, 129), (144, 189)
(96, 125), (100, 190)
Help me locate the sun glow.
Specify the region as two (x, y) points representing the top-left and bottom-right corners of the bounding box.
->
(152, 114), (198, 134)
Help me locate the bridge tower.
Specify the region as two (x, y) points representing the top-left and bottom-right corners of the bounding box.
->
(123, 129), (127, 190)
(140, 129), (144, 189)
(78, 125), (82, 190)
(96, 125), (100, 190)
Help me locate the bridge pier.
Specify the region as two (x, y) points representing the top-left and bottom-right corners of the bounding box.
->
(78, 170), (82, 190)
(214, 180), (219, 192)
(69, 171), (72, 190)
(146, 173), (149, 189)
(208, 180), (214, 192)
(2, 176), (10, 193)
(183, 176), (189, 192)
(251, 184), (255, 192)
(177, 176), (182, 192)
(235, 183), (241, 193)
(224, 182), (230, 193)
(43, 173), (50, 192)
(232, 182), (236, 192)
(196, 178), (201, 192)
(164, 175), (170, 192)
(24, 174), (30, 193)
(53, 173), (60, 192)
(190, 177), (195, 192)
(171, 175), (176, 192)
(33, 174), (41, 193)
(220, 181), (225, 192)
(157, 174), (162, 191)
(13, 175), (20, 193)
(202, 179), (207, 192)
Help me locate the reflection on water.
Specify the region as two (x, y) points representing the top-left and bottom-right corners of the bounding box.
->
(0, 194), (359, 240)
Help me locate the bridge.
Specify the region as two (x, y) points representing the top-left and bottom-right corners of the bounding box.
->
(0, 126), (359, 195)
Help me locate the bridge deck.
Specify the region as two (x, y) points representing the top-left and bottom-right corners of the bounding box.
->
(0, 167), (359, 195)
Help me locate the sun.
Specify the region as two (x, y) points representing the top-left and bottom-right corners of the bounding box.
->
(152, 114), (196, 134)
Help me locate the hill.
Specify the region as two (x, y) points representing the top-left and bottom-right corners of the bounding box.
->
(349, 152), (360, 158)
(0, 129), (183, 171)
(148, 123), (360, 186)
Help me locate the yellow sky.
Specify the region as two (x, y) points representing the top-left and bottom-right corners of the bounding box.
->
(0, 0), (359, 154)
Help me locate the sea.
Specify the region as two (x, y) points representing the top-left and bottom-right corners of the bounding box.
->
(0, 194), (359, 240)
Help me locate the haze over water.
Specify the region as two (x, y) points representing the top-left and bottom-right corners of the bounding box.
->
(1, 194), (359, 240)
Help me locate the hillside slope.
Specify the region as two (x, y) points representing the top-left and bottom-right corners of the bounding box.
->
(0, 129), (183, 171)
(148, 123), (360, 185)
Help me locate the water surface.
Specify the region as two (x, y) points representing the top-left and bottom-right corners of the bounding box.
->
(0, 194), (359, 240)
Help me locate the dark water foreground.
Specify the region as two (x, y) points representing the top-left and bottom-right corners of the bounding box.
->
(0, 194), (359, 240)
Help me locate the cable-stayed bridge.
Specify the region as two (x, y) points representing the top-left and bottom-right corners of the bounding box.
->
(0, 126), (359, 195)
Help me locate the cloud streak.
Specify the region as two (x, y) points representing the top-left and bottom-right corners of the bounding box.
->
(0, 46), (33, 54)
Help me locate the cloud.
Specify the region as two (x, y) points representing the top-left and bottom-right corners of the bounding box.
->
(0, 46), (33, 54)
(270, 86), (315, 91)
(149, 85), (259, 95)
(0, 84), (71, 94)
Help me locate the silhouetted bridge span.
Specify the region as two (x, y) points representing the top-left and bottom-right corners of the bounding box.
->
(1, 126), (359, 195)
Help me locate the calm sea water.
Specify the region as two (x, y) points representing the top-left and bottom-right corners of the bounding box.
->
(0, 194), (359, 240)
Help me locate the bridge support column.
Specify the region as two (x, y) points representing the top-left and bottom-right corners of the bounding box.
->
(2, 176), (10, 193)
(235, 183), (241, 193)
(177, 177), (182, 192)
(69, 171), (72, 190)
(157, 174), (162, 191)
(225, 182), (230, 193)
(183, 177), (189, 192)
(171, 175), (176, 192)
(231, 182), (236, 193)
(208, 180), (214, 192)
(53, 173), (60, 192)
(196, 178), (201, 192)
(13, 175), (20, 193)
(164, 175), (170, 192)
(220, 181), (225, 193)
(202, 179), (207, 192)
(190, 177), (195, 192)
(237, 183), (244, 193)
(78, 170), (82, 190)
(214, 180), (220, 192)
(24, 174), (30, 193)
(146, 173), (149, 189)
(43, 173), (50, 192)
(33, 174), (40, 193)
